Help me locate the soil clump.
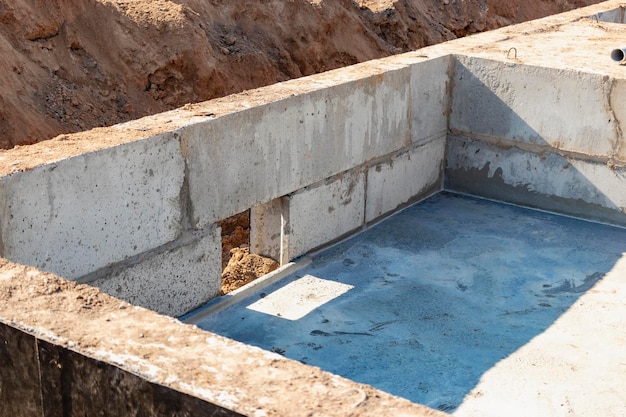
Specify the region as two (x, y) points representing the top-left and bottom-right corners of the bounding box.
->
(221, 247), (280, 295)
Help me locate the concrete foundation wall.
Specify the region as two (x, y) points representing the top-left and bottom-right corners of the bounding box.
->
(182, 56), (451, 229)
(250, 136), (445, 264)
(0, 54), (450, 316)
(366, 137), (445, 222)
(182, 66), (412, 229)
(450, 57), (623, 158)
(596, 5), (625, 23)
(2, 47), (625, 316)
(446, 135), (626, 225)
(446, 55), (626, 225)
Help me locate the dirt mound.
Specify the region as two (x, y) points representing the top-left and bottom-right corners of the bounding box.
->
(221, 247), (280, 295)
(0, 0), (600, 149)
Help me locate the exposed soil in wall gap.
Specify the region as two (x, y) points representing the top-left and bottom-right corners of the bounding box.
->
(218, 210), (279, 295)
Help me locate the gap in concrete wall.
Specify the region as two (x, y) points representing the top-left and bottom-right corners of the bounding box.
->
(218, 210), (251, 270)
(220, 208), (282, 296)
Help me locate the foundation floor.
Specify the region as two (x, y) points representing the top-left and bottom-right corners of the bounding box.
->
(195, 192), (626, 416)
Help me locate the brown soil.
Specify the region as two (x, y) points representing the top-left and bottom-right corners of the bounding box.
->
(217, 211), (251, 269)
(0, 0), (600, 150)
(218, 210), (282, 295)
(221, 247), (280, 295)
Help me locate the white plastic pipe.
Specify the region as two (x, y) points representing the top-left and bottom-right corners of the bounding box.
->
(610, 47), (626, 63)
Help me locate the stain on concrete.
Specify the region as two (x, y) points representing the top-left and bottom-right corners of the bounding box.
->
(447, 162), (626, 226)
(543, 271), (605, 295)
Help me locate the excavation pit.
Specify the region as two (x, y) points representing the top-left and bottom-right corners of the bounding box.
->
(2, 2), (626, 416)
(188, 192), (626, 415)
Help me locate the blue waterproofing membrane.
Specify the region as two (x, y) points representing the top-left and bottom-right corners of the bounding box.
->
(197, 192), (626, 412)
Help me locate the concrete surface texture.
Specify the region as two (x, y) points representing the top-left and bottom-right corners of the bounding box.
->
(195, 193), (626, 416)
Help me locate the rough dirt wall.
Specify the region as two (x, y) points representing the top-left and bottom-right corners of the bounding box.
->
(0, 0), (601, 149)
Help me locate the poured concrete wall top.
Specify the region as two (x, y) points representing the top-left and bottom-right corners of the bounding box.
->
(1, 1), (626, 416)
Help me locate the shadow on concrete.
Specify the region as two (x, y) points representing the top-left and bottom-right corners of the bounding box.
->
(446, 57), (626, 227)
(197, 192), (626, 412)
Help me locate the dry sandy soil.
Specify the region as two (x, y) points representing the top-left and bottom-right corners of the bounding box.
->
(0, 0), (602, 293)
(0, 0), (601, 150)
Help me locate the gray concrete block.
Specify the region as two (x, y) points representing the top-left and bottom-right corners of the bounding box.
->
(91, 228), (221, 317)
(0, 135), (184, 279)
(0, 134), (185, 280)
(366, 137), (445, 222)
(596, 6), (626, 23)
(410, 55), (452, 145)
(446, 135), (626, 226)
(287, 170), (366, 260)
(451, 57), (617, 158)
(250, 198), (287, 264)
(182, 65), (411, 228)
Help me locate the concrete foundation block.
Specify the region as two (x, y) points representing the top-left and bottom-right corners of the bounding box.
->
(250, 198), (287, 263)
(446, 135), (626, 226)
(366, 137), (445, 222)
(182, 65), (411, 228)
(287, 170), (366, 260)
(0, 325), (241, 417)
(409, 55), (452, 145)
(0, 134), (185, 280)
(91, 228), (222, 317)
(44, 339), (241, 417)
(451, 57), (617, 158)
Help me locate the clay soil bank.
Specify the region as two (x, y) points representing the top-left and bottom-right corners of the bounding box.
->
(0, 0), (601, 149)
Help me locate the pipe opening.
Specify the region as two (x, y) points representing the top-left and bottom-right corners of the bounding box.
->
(611, 47), (626, 62)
